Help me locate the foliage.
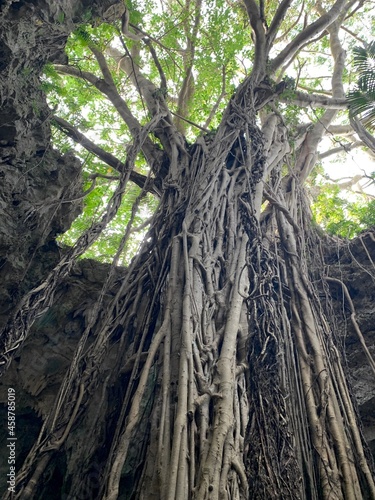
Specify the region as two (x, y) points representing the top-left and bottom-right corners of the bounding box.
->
(348, 41), (375, 130)
(312, 182), (375, 238)
(38, 1), (375, 259)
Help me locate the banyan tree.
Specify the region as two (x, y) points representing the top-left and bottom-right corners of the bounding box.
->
(1, 0), (375, 498)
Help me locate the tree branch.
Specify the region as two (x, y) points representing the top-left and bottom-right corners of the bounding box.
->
(318, 140), (362, 159)
(293, 17), (347, 182)
(270, 1), (304, 47)
(120, 7), (144, 41)
(350, 116), (375, 155)
(269, 0), (347, 74)
(327, 124), (354, 135)
(280, 90), (347, 109)
(341, 24), (366, 45)
(52, 116), (158, 195)
(104, 45), (184, 158)
(174, 0), (202, 133)
(242, 0), (267, 80)
(276, 30), (328, 83)
(144, 39), (167, 92)
(90, 45), (117, 88)
(266, 0), (293, 49)
(54, 64), (159, 166)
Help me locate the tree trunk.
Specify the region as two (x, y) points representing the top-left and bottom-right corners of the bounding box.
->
(1, 1), (375, 500)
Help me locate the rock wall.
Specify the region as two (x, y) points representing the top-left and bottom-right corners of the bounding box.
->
(324, 231), (375, 460)
(0, 0), (123, 324)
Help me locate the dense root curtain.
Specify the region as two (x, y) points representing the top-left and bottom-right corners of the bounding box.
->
(6, 99), (375, 500)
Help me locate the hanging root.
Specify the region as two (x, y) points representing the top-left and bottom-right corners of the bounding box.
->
(274, 198), (375, 500)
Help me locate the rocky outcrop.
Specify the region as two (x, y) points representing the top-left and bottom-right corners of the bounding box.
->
(0, 0), (123, 324)
(324, 231), (375, 460)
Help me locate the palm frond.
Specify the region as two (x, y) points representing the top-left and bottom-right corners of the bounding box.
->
(348, 41), (375, 130)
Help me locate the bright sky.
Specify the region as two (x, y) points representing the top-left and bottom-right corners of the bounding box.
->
(321, 139), (375, 196)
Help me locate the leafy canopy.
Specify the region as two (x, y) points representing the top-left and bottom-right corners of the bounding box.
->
(40, 0), (375, 262)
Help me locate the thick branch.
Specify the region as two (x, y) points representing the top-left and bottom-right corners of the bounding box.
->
(52, 116), (157, 194)
(174, 0), (202, 133)
(144, 39), (167, 91)
(54, 64), (158, 165)
(271, 0), (304, 46)
(269, 0), (347, 74)
(105, 46), (184, 158)
(276, 30), (326, 82)
(120, 7), (144, 41)
(294, 18), (347, 182)
(350, 116), (375, 155)
(327, 124), (354, 135)
(90, 45), (117, 87)
(266, 0), (293, 49)
(242, 0), (267, 80)
(281, 90), (348, 109)
(328, 22), (346, 99)
(54, 64), (136, 129)
(319, 140), (362, 160)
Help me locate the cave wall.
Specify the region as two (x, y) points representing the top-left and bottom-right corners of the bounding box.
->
(324, 231), (375, 460)
(0, 0), (123, 325)
(0, 1), (127, 495)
